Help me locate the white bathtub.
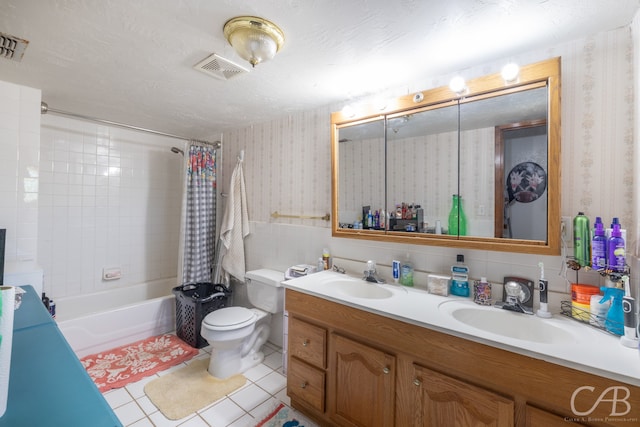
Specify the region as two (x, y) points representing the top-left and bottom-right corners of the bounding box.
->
(57, 278), (177, 358)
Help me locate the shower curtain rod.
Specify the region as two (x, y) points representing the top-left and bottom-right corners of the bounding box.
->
(40, 102), (221, 149)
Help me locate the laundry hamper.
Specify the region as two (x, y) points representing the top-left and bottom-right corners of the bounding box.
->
(172, 283), (232, 348)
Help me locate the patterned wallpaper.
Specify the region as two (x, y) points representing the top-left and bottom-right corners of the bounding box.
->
(223, 26), (636, 253)
(222, 25), (637, 298)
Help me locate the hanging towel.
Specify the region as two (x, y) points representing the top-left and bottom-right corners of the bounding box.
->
(221, 156), (250, 282)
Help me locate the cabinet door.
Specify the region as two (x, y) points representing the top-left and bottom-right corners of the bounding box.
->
(330, 334), (395, 427)
(412, 364), (514, 427)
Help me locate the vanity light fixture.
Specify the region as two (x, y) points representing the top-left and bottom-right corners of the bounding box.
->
(223, 16), (285, 67)
(449, 76), (467, 96)
(501, 62), (520, 83)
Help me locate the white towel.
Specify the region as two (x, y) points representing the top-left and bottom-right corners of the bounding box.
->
(221, 157), (250, 282)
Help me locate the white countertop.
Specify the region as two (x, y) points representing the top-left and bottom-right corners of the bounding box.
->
(283, 270), (640, 387)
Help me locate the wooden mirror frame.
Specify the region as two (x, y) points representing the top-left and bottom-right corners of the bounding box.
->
(331, 57), (561, 255)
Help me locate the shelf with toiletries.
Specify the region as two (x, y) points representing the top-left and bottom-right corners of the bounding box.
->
(559, 213), (637, 347)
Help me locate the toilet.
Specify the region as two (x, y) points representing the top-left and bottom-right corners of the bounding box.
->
(200, 269), (285, 379)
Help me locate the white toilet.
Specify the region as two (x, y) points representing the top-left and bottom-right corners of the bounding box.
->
(200, 269), (285, 379)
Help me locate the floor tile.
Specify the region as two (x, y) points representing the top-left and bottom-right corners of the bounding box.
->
(262, 351), (283, 370)
(243, 362), (273, 382)
(229, 383), (272, 412)
(113, 401), (146, 426)
(256, 371), (287, 395)
(102, 339), (293, 426)
(104, 387), (133, 408)
(199, 398), (246, 427)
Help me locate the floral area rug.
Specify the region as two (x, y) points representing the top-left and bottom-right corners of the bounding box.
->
(80, 334), (198, 392)
(255, 402), (316, 427)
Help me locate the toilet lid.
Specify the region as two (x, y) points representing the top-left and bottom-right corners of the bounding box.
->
(203, 306), (256, 330)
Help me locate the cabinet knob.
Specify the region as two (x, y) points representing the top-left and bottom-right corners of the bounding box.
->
(302, 339), (309, 347)
(383, 367), (390, 374)
(300, 381), (308, 389)
(413, 378), (421, 387)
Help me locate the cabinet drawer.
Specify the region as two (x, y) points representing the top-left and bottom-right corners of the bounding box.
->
(288, 358), (325, 413)
(289, 317), (326, 368)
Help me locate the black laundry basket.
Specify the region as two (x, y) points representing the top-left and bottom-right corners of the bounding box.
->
(173, 282), (232, 348)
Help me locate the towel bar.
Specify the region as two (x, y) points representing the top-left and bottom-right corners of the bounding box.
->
(271, 211), (330, 222)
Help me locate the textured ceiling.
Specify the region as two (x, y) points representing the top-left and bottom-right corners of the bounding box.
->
(1, 0), (639, 141)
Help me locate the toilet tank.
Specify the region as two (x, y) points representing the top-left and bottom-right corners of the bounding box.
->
(245, 269), (285, 313)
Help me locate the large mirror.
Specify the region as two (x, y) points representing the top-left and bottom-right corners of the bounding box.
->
(331, 58), (561, 254)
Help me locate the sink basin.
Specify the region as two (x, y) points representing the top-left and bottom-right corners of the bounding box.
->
(439, 301), (576, 344)
(325, 280), (393, 299)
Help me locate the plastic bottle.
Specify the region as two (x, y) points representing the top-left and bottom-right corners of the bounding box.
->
(599, 287), (624, 336)
(322, 248), (331, 270)
(41, 292), (50, 310)
(573, 212), (590, 267)
(448, 194), (467, 236)
(607, 224), (625, 272)
(317, 257), (325, 272)
(400, 254), (414, 287)
(450, 254), (469, 297)
(590, 217), (606, 270)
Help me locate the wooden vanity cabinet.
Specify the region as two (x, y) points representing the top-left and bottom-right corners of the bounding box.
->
(285, 289), (640, 426)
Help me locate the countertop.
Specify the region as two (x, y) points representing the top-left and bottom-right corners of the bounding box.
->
(283, 270), (640, 387)
(0, 285), (122, 427)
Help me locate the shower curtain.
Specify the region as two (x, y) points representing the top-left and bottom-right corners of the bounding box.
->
(178, 142), (217, 284)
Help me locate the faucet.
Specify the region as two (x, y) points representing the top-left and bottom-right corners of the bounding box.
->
(495, 278), (534, 315)
(363, 260), (386, 283)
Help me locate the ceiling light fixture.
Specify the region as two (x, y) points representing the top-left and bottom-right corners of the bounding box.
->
(223, 16), (285, 67)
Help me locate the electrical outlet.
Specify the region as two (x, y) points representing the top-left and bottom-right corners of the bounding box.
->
(561, 216), (573, 247)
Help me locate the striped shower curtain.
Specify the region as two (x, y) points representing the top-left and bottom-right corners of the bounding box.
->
(179, 143), (217, 284)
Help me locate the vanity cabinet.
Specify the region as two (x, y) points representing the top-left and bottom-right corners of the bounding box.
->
(285, 289), (640, 426)
(330, 334), (396, 426)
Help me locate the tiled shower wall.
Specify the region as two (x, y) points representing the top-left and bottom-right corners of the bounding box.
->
(38, 115), (184, 298)
(0, 80), (41, 263)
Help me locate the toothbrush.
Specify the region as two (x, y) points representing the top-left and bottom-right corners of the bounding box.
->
(536, 262), (552, 318)
(621, 276), (638, 347)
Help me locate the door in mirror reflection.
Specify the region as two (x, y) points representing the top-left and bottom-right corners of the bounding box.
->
(458, 85), (548, 241)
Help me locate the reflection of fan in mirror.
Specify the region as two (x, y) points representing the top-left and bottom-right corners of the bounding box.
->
(506, 162), (546, 204)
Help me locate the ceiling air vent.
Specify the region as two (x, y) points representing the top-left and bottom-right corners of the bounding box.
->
(194, 53), (249, 81)
(0, 32), (29, 62)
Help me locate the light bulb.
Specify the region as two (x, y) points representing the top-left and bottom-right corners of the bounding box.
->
(501, 63), (520, 82)
(449, 76), (466, 95)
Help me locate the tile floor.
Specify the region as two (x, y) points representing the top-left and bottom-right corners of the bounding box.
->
(103, 341), (317, 427)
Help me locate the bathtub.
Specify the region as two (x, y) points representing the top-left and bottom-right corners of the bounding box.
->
(57, 278), (177, 358)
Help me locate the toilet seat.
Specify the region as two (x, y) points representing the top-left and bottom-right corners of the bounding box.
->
(203, 306), (257, 331)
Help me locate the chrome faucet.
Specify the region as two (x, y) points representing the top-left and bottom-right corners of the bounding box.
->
(363, 260), (386, 283)
(495, 278), (534, 315)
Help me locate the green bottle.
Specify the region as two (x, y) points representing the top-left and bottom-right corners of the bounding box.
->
(573, 212), (590, 267)
(448, 194), (467, 236)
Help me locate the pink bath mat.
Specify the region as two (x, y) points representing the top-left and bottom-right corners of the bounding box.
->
(80, 334), (198, 392)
